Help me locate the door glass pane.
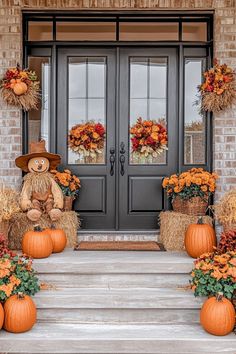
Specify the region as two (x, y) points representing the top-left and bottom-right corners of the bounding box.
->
(120, 22), (179, 41)
(56, 22), (116, 41)
(68, 57), (106, 164)
(28, 57), (51, 151)
(184, 59), (206, 164)
(129, 57), (167, 165)
(182, 22), (207, 41)
(28, 21), (53, 41)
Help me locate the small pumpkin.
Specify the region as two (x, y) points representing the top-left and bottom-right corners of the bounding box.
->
(22, 225), (53, 258)
(184, 217), (216, 258)
(13, 82), (28, 95)
(4, 293), (36, 333)
(200, 293), (235, 336)
(0, 303), (4, 329)
(45, 225), (67, 253)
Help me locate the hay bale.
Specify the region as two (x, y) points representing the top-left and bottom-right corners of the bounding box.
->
(159, 211), (213, 251)
(8, 211), (80, 250)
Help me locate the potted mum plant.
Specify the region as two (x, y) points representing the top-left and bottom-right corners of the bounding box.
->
(0, 234), (40, 333)
(162, 168), (218, 216)
(0, 234), (40, 302)
(51, 169), (81, 211)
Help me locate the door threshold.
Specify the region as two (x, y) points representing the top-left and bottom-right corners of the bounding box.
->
(78, 230), (159, 234)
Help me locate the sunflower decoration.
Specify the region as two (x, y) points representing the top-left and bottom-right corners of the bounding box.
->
(130, 117), (168, 159)
(0, 64), (40, 111)
(199, 60), (236, 113)
(68, 121), (105, 161)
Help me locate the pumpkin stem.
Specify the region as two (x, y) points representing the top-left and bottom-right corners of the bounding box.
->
(216, 292), (224, 302)
(34, 225), (42, 232)
(51, 224), (56, 230)
(17, 292), (25, 300)
(197, 217), (204, 225)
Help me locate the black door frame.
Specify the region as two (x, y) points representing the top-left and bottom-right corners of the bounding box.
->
(23, 12), (213, 230)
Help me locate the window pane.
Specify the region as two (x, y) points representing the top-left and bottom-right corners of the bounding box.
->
(88, 58), (106, 98)
(28, 57), (51, 150)
(129, 57), (167, 165)
(130, 58), (148, 98)
(120, 22), (179, 41)
(68, 57), (106, 165)
(56, 22), (116, 41)
(182, 22), (207, 41)
(69, 58), (86, 98)
(28, 21), (53, 41)
(150, 58), (167, 98)
(184, 59), (206, 164)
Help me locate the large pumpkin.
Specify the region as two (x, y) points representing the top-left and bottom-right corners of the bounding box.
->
(0, 303), (4, 329)
(45, 225), (67, 253)
(184, 217), (216, 258)
(200, 293), (235, 336)
(22, 225), (53, 258)
(4, 293), (37, 333)
(13, 82), (28, 96)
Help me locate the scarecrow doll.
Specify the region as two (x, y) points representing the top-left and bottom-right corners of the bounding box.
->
(15, 140), (64, 222)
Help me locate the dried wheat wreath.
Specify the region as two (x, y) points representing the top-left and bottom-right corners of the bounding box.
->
(0, 64), (40, 111)
(199, 60), (236, 113)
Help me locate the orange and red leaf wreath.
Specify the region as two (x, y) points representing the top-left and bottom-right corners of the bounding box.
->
(199, 60), (236, 113)
(0, 65), (40, 111)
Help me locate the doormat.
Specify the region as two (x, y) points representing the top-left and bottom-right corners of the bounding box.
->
(74, 241), (165, 251)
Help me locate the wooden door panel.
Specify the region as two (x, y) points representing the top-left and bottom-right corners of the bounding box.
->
(119, 47), (178, 230)
(57, 48), (116, 229)
(129, 176), (163, 212)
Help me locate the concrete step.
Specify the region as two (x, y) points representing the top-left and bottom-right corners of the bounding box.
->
(33, 250), (193, 274)
(37, 272), (190, 288)
(35, 287), (203, 324)
(0, 323), (235, 354)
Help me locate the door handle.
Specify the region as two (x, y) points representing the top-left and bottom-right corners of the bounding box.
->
(109, 147), (115, 176)
(119, 142), (125, 176)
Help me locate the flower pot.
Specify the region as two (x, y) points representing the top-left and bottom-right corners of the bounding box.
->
(172, 196), (208, 216)
(63, 196), (75, 211)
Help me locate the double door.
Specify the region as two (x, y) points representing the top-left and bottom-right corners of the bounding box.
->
(57, 47), (178, 230)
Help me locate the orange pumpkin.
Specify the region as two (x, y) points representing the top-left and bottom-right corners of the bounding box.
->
(184, 217), (216, 258)
(4, 293), (36, 333)
(0, 303), (4, 329)
(22, 225), (53, 258)
(13, 82), (28, 95)
(200, 293), (235, 336)
(45, 225), (67, 253)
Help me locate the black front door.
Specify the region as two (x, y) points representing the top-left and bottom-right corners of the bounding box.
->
(57, 47), (178, 230)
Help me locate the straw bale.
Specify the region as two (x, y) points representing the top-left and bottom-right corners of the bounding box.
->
(159, 211), (213, 251)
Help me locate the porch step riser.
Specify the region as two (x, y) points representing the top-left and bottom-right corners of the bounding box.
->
(77, 235), (159, 242)
(37, 273), (190, 288)
(37, 308), (200, 324)
(1, 338), (235, 354)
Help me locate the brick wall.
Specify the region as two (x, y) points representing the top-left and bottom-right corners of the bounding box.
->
(0, 0), (236, 199)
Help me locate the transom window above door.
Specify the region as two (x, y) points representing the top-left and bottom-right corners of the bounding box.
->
(25, 15), (210, 42)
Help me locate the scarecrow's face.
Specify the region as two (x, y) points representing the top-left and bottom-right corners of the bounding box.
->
(28, 157), (50, 173)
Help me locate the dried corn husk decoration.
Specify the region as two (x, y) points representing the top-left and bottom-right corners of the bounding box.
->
(0, 65), (40, 111)
(212, 189), (236, 231)
(198, 60), (236, 113)
(0, 185), (20, 223)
